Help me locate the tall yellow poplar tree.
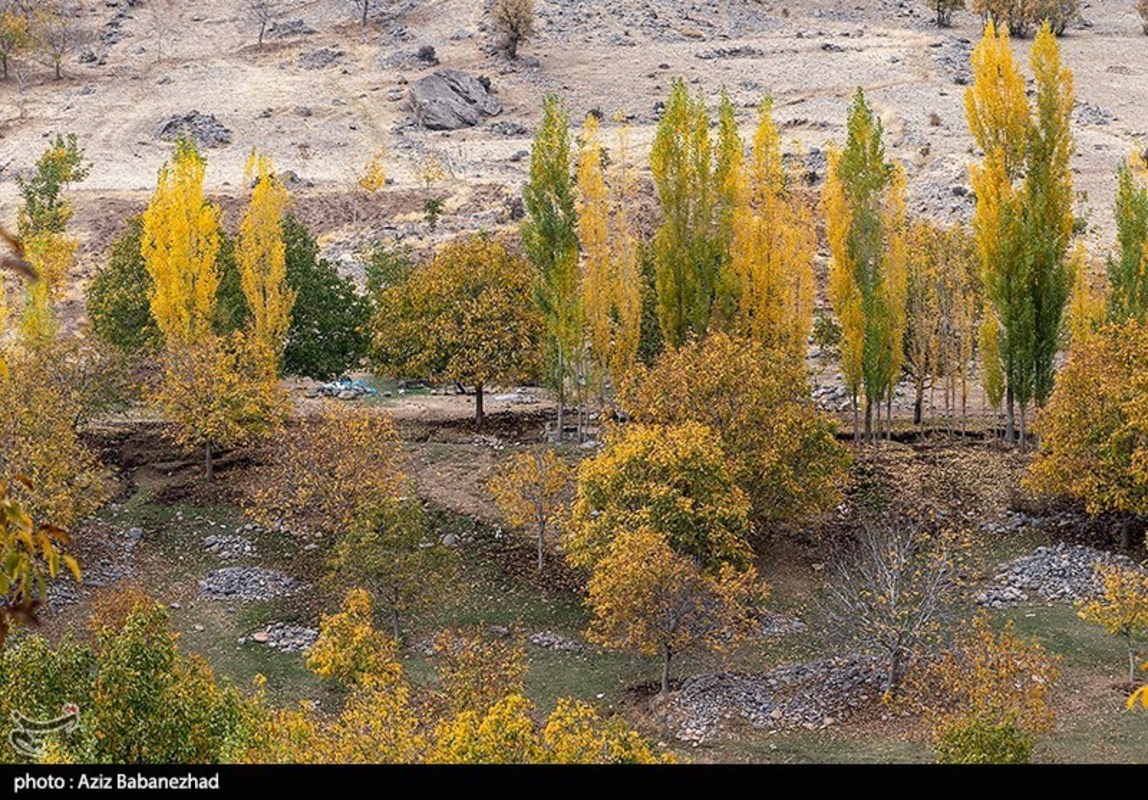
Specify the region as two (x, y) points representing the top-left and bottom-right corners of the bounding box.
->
(968, 21), (1075, 447)
(719, 99), (815, 357)
(238, 151), (295, 374)
(141, 140), (283, 479)
(141, 139), (221, 347)
(576, 113), (642, 398)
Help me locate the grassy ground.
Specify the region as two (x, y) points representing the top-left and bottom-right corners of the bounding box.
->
(50, 429), (1148, 763)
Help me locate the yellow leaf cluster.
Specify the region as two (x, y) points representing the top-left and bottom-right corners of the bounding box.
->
(719, 99), (816, 357)
(565, 421), (752, 572)
(619, 333), (848, 524)
(358, 150), (388, 193)
(432, 626), (528, 716)
(307, 588), (404, 689)
(141, 139), (221, 347)
(238, 150), (294, 373)
(1065, 241), (1107, 348)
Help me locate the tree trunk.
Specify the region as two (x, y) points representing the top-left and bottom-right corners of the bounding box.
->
(393, 608), (401, 643)
(660, 645), (672, 696)
(475, 383), (485, 427)
(1018, 401), (1027, 454)
(914, 388), (923, 427)
(864, 398), (873, 443)
(508, 35), (519, 60)
(537, 521), (545, 575)
(361, 1), (368, 25)
(1005, 386), (1016, 444)
(204, 441), (214, 481)
(1120, 518), (1133, 551)
(55, 58), (61, 80)
(852, 395), (860, 443)
(2, 54), (7, 80)
(259, 22), (266, 46)
(555, 349), (565, 443)
(886, 395), (893, 441)
(887, 648), (902, 695)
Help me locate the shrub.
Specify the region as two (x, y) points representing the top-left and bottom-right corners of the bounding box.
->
(932, 0), (965, 27)
(491, 0), (535, 59)
(972, 0), (1079, 36)
(934, 715), (1034, 764)
(1139, 0), (1148, 34)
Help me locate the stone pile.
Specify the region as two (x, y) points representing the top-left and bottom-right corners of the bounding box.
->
(976, 542), (1142, 608)
(243, 622), (318, 654)
(200, 567), (297, 602)
(667, 657), (883, 743)
(203, 535), (255, 560)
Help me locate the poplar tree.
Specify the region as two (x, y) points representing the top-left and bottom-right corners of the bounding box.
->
(967, 21), (1074, 447)
(576, 113), (643, 398)
(1107, 152), (1148, 323)
(719, 98), (816, 357)
(650, 79), (719, 347)
(522, 95), (580, 440)
(237, 151), (294, 374)
(141, 140), (282, 479)
(823, 89), (908, 442)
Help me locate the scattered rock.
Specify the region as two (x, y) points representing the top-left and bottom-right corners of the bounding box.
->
(528, 631), (584, 652)
(490, 120), (529, 137)
(696, 45), (763, 60)
(155, 111), (232, 149)
(200, 567), (297, 602)
(250, 622), (318, 653)
(299, 48), (344, 70)
(1074, 101), (1114, 127)
(408, 69), (501, 131)
(267, 19), (315, 39)
(202, 534), (255, 560)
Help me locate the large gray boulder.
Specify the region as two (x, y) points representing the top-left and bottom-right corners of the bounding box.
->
(408, 70), (501, 130)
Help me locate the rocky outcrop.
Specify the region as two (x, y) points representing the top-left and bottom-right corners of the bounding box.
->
(408, 70), (501, 131)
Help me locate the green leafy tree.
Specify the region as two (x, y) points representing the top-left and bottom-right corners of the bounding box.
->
(650, 79), (720, 347)
(15, 133), (89, 238)
(281, 217), (372, 379)
(1108, 153), (1148, 323)
(329, 496), (456, 642)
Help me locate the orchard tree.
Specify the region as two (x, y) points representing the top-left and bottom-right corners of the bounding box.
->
(246, 0), (278, 46)
(308, 589), (403, 689)
(247, 403), (407, 536)
(1026, 322), (1148, 549)
(522, 96), (580, 437)
(717, 99), (816, 357)
(823, 89), (909, 442)
(1078, 565), (1148, 683)
(15, 132), (88, 238)
(931, 0), (965, 26)
(34, 0), (88, 80)
(967, 22), (1075, 447)
(825, 517), (965, 693)
(491, 0), (535, 60)
(910, 614), (1059, 764)
(150, 333), (285, 481)
(586, 526), (765, 695)
(565, 422), (752, 572)
(329, 496), (456, 641)
(372, 235), (543, 426)
(488, 448), (572, 574)
(433, 626), (528, 716)
(619, 333), (847, 527)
